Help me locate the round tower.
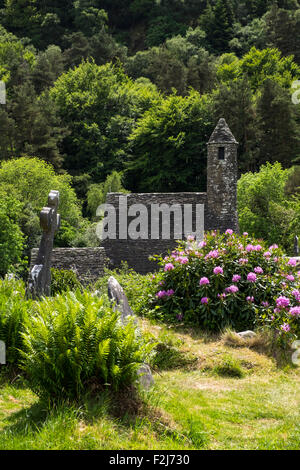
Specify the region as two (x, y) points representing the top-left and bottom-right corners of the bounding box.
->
(207, 118), (239, 233)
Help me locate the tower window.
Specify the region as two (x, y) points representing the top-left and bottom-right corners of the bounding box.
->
(218, 147), (225, 160)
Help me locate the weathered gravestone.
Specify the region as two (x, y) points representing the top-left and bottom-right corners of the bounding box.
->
(27, 190), (60, 298)
(107, 276), (154, 389)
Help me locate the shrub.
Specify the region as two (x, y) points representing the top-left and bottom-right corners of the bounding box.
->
(21, 290), (154, 401)
(0, 190), (24, 277)
(51, 268), (82, 296)
(149, 231), (300, 343)
(0, 278), (31, 366)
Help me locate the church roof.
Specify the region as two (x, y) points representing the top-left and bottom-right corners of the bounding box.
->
(208, 118), (238, 145)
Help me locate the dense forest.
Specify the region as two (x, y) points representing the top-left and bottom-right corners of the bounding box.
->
(0, 0), (300, 267)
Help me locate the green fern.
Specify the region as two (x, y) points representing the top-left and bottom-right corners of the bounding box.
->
(21, 290), (154, 401)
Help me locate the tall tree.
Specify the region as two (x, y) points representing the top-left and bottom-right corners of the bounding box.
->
(256, 79), (300, 167)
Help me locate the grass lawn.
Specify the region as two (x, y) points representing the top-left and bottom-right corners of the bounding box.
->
(0, 319), (299, 450)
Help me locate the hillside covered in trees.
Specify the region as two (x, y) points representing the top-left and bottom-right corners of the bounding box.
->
(0, 0), (300, 262)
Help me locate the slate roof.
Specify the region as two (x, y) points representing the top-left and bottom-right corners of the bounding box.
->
(208, 118), (238, 144)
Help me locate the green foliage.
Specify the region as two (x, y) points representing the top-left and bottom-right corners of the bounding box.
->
(50, 269), (82, 296)
(217, 47), (300, 91)
(0, 278), (31, 365)
(125, 90), (214, 192)
(238, 163), (300, 253)
(0, 157), (82, 251)
(50, 61), (160, 183)
(0, 190), (24, 277)
(87, 171), (128, 219)
(149, 231), (300, 338)
(21, 290), (154, 401)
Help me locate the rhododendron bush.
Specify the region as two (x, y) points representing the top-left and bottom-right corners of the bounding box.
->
(149, 231), (300, 341)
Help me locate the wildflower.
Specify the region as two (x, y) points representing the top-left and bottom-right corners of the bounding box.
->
(290, 306), (300, 317)
(247, 272), (257, 283)
(200, 277), (210, 286)
(201, 297), (209, 304)
(225, 285), (239, 294)
(276, 296), (290, 308)
(281, 323), (291, 333)
(213, 266), (223, 275)
(164, 263), (175, 272)
(232, 274), (241, 283)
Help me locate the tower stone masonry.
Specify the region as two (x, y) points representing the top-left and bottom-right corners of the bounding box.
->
(207, 118), (239, 233)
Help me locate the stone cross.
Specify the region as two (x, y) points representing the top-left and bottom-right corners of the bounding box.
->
(27, 190), (60, 298)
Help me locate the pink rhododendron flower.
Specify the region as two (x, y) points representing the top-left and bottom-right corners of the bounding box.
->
(264, 252), (271, 258)
(164, 263), (175, 272)
(156, 291), (167, 299)
(286, 275), (295, 282)
(292, 290), (300, 301)
(179, 257), (189, 265)
(218, 293), (226, 300)
(166, 289), (175, 297)
(288, 258), (297, 266)
(290, 307), (300, 317)
(187, 235), (195, 242)
(246, 296), (254, 303)
(243, 232), (248, 236)
(239, 258), (248, 265)
(232, 274), (241, 283)
(269, 244), (278, 250)
(200, 277), (210, 286)
(201, 297), (209, 304)
(207, 250), (219, 259)
(213, 266), (223, 275)
(246, 244), (255, 252)
(261, 301), (269, 307)
(225, 285), (239, 294)
(281, 323), (291, 333)
(225, 229), (233, 235)
(254, 267), (264, 274)
(247, 272), (257, 283)
(198, 241), (207, 249)
(254, 245), (262, 251)
(276, 296), (290, 308)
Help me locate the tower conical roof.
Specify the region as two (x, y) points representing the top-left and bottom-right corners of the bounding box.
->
(208, 118), (238, 145)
